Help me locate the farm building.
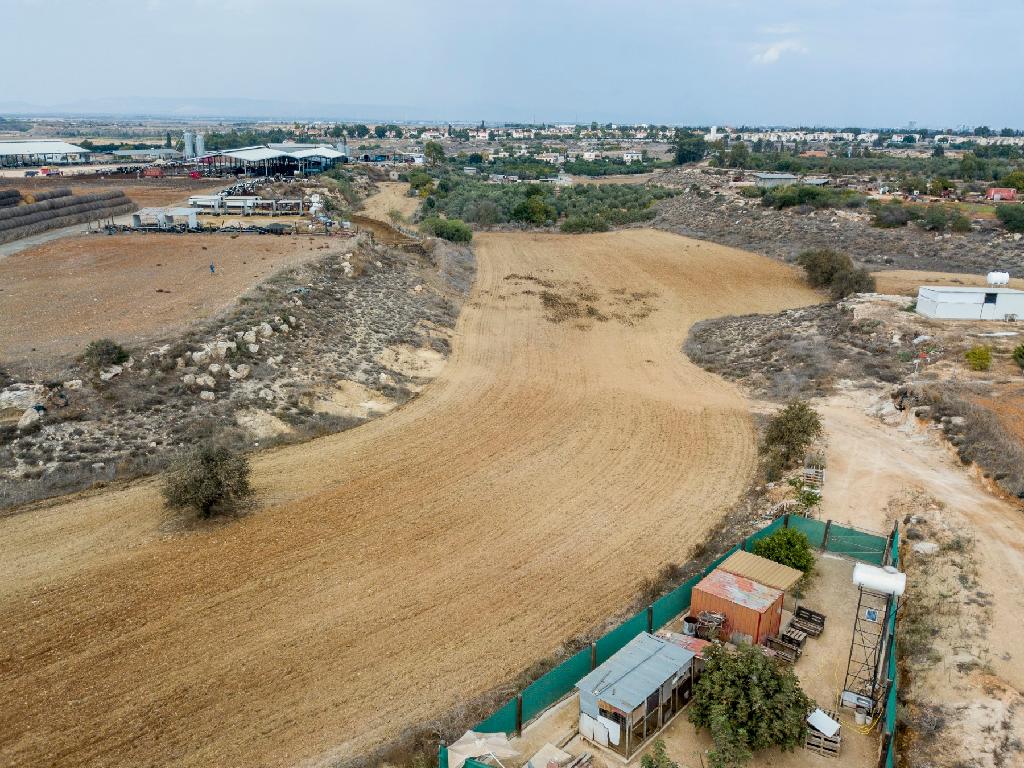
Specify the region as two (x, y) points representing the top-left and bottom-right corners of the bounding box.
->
(200, 144), (345, 176)
(753, 172), (800, 188)
(915, 286), (1024, 321)
(690, 568), (784, 645)
(985, 187), (1017, 201)
(0, 139), (89, 167)
(575, 632), (696, 759)
(113, 148), (183, 161)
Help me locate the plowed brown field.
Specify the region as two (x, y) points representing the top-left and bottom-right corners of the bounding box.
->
(0, 230), (818, 767)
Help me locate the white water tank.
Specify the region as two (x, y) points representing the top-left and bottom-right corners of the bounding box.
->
(195, 133), (205, 156)
(852, 563), (906, 596)
(987, 271), (1010, 286)
(183, 130), (195, 159)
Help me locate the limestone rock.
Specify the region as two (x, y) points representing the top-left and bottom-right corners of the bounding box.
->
(208, 363), (222, 375)
(196, 374), (216, 389)
(242, 330), (257, 344)
(214, 341), (237, 358)
(258, 322), (274, 338)
(227, 364), (251, 380)
(199, 390), (216, 401)
(258, 388), (275, 401)
(912, 541), (940, 555)
(18, 407), (42, 429)
(99, 365), (123, 382)
(182, 374), (197, 386)
(247, 343), (260, 354)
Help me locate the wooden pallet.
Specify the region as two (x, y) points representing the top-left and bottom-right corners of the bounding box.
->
(765, 636), (800, 663)
(794, 606), (826, 637)
(805, 708), (841, 758)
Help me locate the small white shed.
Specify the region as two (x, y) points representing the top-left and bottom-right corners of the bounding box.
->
(916, 286), (1024, 321)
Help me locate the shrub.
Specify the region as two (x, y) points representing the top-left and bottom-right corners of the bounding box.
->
(689, 644), (811, 768)
(560, 215), (609, 233)
(870, 200), (916, 228)
(762, 400), (822, 466)
(964, 345), (992, 371)
(83, 338), (129, 369)
(640, 740), (678, 768)
(950, 212), (972, 232)
(921, 204), (949, 231)
(828, 267), (876, 299)
(1012, 343), (1024, 370)
(752, 527), (816, 574)
(419, 216), (472, 242)
(761, 185), (864, 210)
(161, 442), (253, 519)
(996, 204), (1024, 233)
(796, 249), (852, 288)
(738, 185), (763, 198)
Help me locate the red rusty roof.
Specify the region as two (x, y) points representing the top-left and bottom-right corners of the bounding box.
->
(657, 631), (712, 658)
(695, 569), (783, 613)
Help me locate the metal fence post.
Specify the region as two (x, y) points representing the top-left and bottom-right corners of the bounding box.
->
(647, 605), (654, 633)
(515, 694), (523, 736)
(822, 519), (832, 550)
(590, 642), (597, 670)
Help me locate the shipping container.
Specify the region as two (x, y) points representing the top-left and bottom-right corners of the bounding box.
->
(691, 569), (783, 645)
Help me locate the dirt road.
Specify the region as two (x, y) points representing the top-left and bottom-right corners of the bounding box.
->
(819, 389), (1024, 693)
(0, 230), (817, 767)
(358, 181), (420, 223)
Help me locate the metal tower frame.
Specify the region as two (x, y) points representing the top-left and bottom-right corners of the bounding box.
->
(842, 586), (893, 711)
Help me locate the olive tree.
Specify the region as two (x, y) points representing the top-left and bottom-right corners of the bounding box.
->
(162, 442), (253, 519)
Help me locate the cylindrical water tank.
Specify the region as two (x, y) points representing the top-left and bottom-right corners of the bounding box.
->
(987, 271), (1010, 286)
(852, 563), (906, 596)
(183, 131), (195, 159)
(195, 133), (205, 156)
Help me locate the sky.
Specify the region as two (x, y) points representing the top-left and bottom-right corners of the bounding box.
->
(4, 0), (1020, 128)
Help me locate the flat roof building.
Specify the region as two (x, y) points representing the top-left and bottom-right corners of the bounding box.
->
(754, 171), (799, 188)
(691, 568), (784, 644)
(916, 285), (1024, 321)
(576, 632), (696, 759)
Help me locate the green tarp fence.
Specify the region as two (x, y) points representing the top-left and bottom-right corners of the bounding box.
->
(440, 517), (898, 768)
(882, 527), (901, 768)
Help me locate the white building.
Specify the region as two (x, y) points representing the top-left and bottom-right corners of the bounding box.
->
(622, 151), (643, 163)
(0, 139), (89, 167)
(916, 286), (1024, 321)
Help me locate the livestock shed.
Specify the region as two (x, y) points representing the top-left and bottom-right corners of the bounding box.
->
(916, 286), (1024, 321)
(200, 144), (345, 176)
(754, 172), (799, 188)
(576, 632), (695, 759)
(690, 569), (783, 645)
(0, 139), (89, 167)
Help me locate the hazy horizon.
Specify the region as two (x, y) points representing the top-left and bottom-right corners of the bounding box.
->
(4, 0), (1020, 129)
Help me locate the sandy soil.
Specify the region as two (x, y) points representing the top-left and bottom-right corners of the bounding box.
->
(568, 172), (662, 186)
(0, 229), (818, 768)
(0, 233), (329, 368)
(358, 181), (420, 223)
(871, 269), (1024, 296)
(818, 388), (1024, 695)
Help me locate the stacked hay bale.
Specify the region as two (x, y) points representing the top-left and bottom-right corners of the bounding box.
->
(0, 189), (21, 209)
(0, 189), (135, 244)
(20, 188), (72, 205)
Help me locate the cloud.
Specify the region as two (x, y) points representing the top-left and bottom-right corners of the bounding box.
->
(751, 39), (807, 65)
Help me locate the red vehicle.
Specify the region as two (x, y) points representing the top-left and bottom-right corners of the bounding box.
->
(189, 171), (202, 179)
(142, 167), (164, 178)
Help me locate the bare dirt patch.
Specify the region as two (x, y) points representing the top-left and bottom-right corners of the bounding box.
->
(0, 233), (328, 370)
(0, 229), (818, 768)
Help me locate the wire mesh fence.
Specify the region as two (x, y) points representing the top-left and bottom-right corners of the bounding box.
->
(441, 516), (899, 768)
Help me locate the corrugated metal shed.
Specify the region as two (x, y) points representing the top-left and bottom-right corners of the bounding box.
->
(289, 147), (345, 159)
(717, 550), (803, 592)
(0, 140), (88, 157)
(221, 146), (292, 163)
(576, 632), (693, 714)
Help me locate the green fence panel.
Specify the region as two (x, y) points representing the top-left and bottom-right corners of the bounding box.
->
(788, 516), (827, 547)
(521, 646), (593, 723)
(474, 698), (518, 734)
(439, 744), (448, 768)
(651, 576), (698, 629)
(595, 609), (648, 665)
(827, 523), (886, 565)
(746, 516), (785, 547)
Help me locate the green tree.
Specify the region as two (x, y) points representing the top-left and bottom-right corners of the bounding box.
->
(762, 400), (822, 466)
(796, 249), (852, 287)
(727, 141), (751, 168)
(349, 124), (370, 138)
(752, 527), (816, 574)
(689, 644), (812, 768)
(673, 134), (707, 164)
(827, 267), (875, 300)
(1000, 170), (1024, 192)
(164, 131), (172, 148)
(424, 141), (446, 166)
(996, 204), (1024, 232)
(512, 194), (556, 225)
(161, 443), (253, 519)
(374, 124), (387, 139)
